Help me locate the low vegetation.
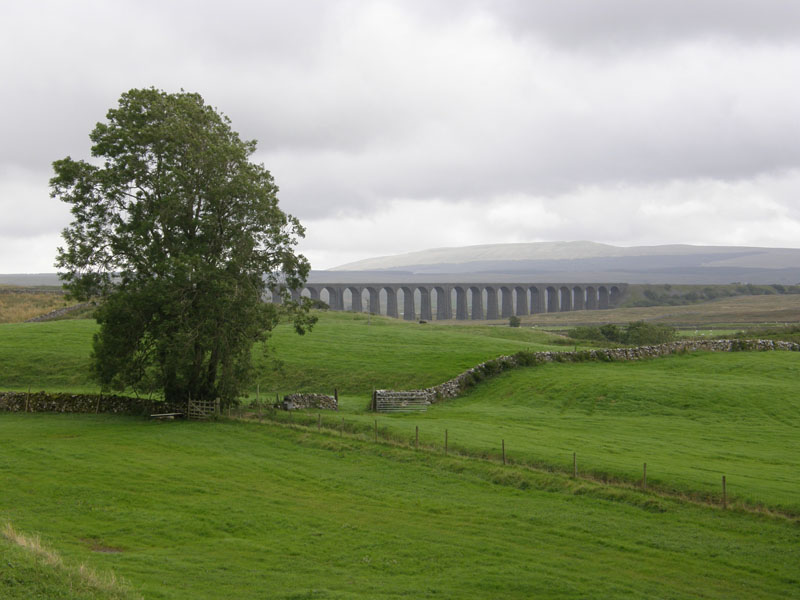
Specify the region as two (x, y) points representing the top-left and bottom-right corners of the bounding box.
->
(733, 323), (800, 343)
(0, 287), (74, 324)
(625, 282), (800, 308)
(566, 321), (677, 345)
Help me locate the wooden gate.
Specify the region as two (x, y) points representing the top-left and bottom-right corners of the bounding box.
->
(187, 398), (217, 420)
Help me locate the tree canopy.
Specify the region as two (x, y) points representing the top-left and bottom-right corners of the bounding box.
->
(52, 88), (315, 405)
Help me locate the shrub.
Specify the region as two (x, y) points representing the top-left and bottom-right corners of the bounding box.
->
(623, 321), (677, 345)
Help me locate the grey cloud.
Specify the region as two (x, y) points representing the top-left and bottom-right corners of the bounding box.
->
(471, 0), (800, 47)
(2, 0), (800, 272)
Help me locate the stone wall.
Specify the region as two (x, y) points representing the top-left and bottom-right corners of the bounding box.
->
(25, 302), (93, 323)
(280, 393), (338, 411)
(373, 339), (800, 409)
(0, 391), (187, 415)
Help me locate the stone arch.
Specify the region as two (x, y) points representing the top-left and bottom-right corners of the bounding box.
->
(485, 287), (499, 319)
(559, 286), (572, 312)
(572, 286), (584, 311)
(585, 286), (597, 310)
(500, 286), (513, 318)
(365, 287), (380, 314)
(598, 286), (609, 309)
(400, 286), (414, 320)
(469, 286), (483, 320)
(320, 286), (339, 309)
(343, 286), (363, 312)
(529, 286), (543, 313)
(514, 286), (528, 316)
(454, 286), (468, 320)
(434, 286), (451, 320)
(610, 285), (621, 306)
(419, 287), (432, 321)
(546, 286), (558, 312)
(381, 286), (398, 318)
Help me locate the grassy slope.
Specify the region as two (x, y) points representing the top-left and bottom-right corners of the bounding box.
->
(0, 529), (140, 600)
(2, 314), (798, 514)
(0, 320), (99, 392)
(342, 351), (800, 513)
(1, 415), (798, 599)
(0, 312), (566, 395)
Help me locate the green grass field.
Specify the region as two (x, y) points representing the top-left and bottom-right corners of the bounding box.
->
(2, 415), (798, 599)
(335, 351), (800, 515)
(0, 312), (567, 395)
(2, 311), (799, 597)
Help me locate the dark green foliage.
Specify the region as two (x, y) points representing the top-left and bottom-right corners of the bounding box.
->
(623, 321), (677, 345)
(512, 350), (541, 367)
(51, 88), (315, 405)
(732, 324), (800, 344)
(565, 325), (607, 342)
(599, 323), (622, 342)
(568, 321), (677, 345)
(508, 315), (521, 327)
(630, 283), (800, 307)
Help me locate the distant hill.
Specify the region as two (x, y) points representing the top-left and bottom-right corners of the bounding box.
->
(6, 242), (799, 286)
(328, 241), (800, 284)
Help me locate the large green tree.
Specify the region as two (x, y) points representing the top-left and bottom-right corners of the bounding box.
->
(52, 88), (315, 405)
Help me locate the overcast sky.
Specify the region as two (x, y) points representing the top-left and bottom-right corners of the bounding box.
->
(2, 0), (800, 272)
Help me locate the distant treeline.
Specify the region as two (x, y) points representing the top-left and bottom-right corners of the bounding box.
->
(627, 283), (800, 307)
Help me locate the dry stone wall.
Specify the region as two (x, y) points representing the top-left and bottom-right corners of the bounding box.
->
(373, 339), (800, 411)
(280, 393), (338, 411)
(0, 391), (187, 415)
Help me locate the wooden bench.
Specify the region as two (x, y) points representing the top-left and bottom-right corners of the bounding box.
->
(150, 412), (185, 420)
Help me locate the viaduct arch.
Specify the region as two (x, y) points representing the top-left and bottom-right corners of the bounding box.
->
(275, 282), (626, 321)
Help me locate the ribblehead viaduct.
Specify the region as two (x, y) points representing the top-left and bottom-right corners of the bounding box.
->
(270, 282), (627, 321)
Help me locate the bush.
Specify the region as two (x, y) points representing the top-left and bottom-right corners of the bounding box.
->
(623, 321), (677, 345)
(509, 315), (521, 327)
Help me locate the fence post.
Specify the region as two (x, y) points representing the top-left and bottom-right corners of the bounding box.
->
(722, 475), (727, 509)
(642, 463), (647, 490)
(573, 452), (577, 478)
(502, 439), (506, 465)
(415, 425), (419, 450)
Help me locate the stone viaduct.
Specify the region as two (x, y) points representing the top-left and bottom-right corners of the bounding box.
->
(270, 282), (626, 321)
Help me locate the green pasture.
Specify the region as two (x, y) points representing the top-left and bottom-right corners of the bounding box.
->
(2, 415), (798, 599)
(0, 312), (566, 395)
(336, 351), (800, 514)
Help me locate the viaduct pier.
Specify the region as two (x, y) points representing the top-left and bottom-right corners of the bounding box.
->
(271, 282), (626, 321)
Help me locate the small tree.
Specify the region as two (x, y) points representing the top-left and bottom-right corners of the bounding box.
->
(52, 88), (315, 406)
(509, 315), (521, 327)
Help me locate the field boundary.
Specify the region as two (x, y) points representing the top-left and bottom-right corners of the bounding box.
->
(374, 339), (800, 409)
